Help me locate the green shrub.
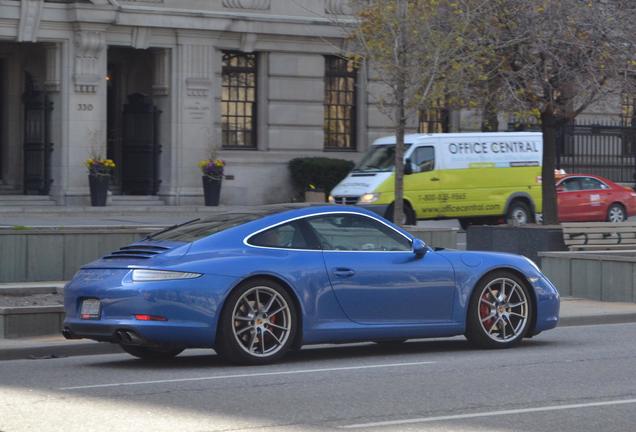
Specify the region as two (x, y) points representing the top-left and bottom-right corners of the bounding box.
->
(288, 157), (354, 197)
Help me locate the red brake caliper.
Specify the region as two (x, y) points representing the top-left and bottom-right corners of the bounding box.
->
(480, 292), (494, 329)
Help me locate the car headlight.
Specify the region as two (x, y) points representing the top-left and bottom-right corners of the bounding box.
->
(357, 193), (381, 204)
(132, 269), (202, 282)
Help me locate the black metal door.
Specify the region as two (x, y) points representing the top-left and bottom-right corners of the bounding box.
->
(121, 93), (161, 195)
(23, 75), (53, 195)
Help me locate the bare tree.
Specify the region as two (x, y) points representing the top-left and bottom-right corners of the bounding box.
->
(345, 0), (487, 224)
(479, 0), (636, 224)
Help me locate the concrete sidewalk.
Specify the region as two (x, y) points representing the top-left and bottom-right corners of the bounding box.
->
(1, 297), (635, 361)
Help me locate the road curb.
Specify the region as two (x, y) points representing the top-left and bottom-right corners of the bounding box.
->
(0, 340), (122, 361)
(558, 313), (636, 327)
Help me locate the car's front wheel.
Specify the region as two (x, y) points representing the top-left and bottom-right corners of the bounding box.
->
(607, 203), (627, 222)
(120, 345), (184, 360)
(216, 278), (297, 365)
(465, 271), (533, 349)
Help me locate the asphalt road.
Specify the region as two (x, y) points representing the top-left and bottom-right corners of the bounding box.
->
(1, 323), (636, 432)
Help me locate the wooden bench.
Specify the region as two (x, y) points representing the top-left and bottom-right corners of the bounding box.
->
(561, 222), (636, 250)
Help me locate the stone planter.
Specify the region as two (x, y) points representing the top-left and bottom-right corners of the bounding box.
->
(467, 224), (567, 264)
(88, 174), (110, 207)
(0, 305), (64, 338)
(202, 176), (222, 206)
(304, 190), (325, 203)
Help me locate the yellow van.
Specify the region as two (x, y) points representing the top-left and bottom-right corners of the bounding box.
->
(329, 132), (543, 226)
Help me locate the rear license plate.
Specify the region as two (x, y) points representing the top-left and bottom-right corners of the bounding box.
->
(80, 299), (101, 320)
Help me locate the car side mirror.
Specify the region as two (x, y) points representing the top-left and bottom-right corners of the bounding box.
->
(412, 238), (428, 258)
(556, 186), (565, 193)
(404, 158), (413, 175)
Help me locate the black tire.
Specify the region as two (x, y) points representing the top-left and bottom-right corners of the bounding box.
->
(465, 270), (534, 349)
(505, 200), (533, 225)
(385, 203), (417, 225)
(607, 203), (627, 222)
(216, 278), (298, 365)
(120, 345), (184, 360)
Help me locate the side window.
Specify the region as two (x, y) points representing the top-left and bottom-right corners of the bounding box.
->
(411, 146), (435, 172)
(249, 222), (309, 249)
(306, 214), (411, 251)
(581, 177), (608, 190)
(560, 178), (581, 191)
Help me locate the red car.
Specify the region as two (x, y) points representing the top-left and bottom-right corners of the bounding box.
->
(557, 174), (636, 222)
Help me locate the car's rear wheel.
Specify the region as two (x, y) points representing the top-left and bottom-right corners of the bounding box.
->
(465, 271), (533, 349)
(216, 278), (297, 365)
(607, 203), (627, 222)
(120, 345), (184, 360)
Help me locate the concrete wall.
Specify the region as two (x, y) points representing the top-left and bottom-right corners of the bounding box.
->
(540, 251), (636, 302)
(0, 227), (155, 283)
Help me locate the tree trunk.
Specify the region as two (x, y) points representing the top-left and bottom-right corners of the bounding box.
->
(481, 80), (500, 132)
(393, 0), (407, 226)
(540, 111), (558, 225)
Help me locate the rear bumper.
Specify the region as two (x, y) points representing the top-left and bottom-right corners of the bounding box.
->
(63, 318), (215, 348)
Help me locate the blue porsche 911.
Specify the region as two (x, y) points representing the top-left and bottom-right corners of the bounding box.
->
(63, 205), (560, 364)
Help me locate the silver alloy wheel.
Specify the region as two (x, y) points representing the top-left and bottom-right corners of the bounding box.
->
(509, 207), (528, 225)
(608, 205), (626, 222)
(231, 286), (292, 358)
(477, 277), (529, 343)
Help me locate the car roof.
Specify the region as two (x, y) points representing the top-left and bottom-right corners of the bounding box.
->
(372, 132), (542, 146)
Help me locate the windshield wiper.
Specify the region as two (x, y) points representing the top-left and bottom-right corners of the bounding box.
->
(144, 218), (201, 240)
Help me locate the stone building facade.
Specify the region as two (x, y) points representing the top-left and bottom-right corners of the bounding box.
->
(0, 0), (630, 206)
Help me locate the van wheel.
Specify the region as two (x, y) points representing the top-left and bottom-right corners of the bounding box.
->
(506, 201), (533, 225)
(386, 203), (416, 225)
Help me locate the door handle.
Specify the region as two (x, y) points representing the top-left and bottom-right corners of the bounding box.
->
(430, 177), (440, 182)
(333, 268), (355, 278)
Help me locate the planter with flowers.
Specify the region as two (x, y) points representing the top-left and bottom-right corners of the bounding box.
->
(86, 157), (115, 207)
(198, 157), (225, 206)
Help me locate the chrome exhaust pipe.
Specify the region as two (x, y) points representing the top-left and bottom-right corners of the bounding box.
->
(115, 329), (144, 345)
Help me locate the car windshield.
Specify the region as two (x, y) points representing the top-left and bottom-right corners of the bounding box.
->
(353, 144), (411, 172)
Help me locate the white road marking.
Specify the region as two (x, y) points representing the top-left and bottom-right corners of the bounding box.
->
(340, 398), (636, 428)
(60, 360), (435, 391)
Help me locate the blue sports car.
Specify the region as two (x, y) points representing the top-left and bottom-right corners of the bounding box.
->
(63, 205), (560, 364)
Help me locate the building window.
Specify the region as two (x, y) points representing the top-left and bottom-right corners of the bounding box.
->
(418, 103), (449, 133)
(222, 51), (257, 149)
(324, 56), (357, 150)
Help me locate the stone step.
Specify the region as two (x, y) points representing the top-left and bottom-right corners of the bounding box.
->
(109, 195), (166, 206)
(0, 195), (56, 201)
(0, 196), (57, 207)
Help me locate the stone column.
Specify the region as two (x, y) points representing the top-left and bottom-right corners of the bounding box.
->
(172, 35), (215, 205)
(152, 47), (175, 200)
(43, 42), (64, 202)
(64, 24), (108, 205)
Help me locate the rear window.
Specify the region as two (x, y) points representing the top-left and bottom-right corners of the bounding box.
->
(149, 213), (263, 242)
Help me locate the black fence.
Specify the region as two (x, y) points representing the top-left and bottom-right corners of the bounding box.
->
(557, 120), (636, 183)
(509, 120), (636, 184)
